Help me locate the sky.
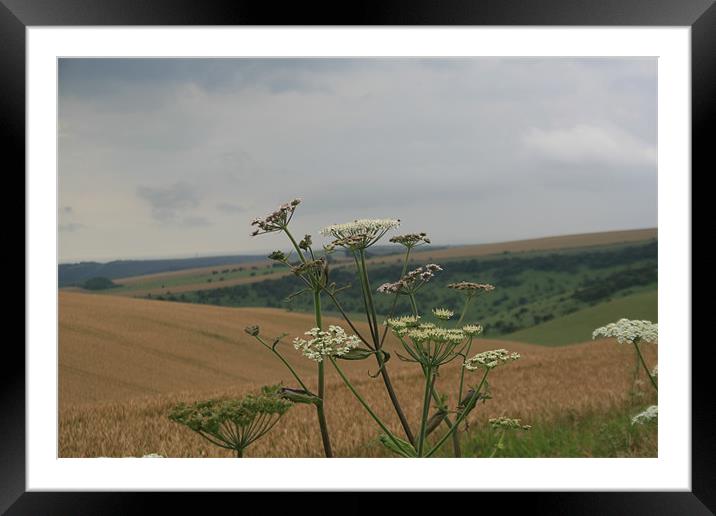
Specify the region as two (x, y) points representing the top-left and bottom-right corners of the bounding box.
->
(58, 58), (657, 263)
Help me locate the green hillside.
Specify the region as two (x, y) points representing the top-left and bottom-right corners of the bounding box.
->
(501, 290), (657, 346)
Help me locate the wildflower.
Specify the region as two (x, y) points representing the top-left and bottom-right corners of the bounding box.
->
(250, 198), (301, 236)
(376, 264), (443, 295)
(298, 234), (312, 250)
(592, 319), (658, 344)
(377, 281), (402, 294)
(462, 324), (483, 336)
(406, 327), (466, 345)
(320, 219), (400, 250)
(385, 315), (421, 329)
(244, 325), (260, 337)
(389, 232), (431, 248)
(631, 405), (658, 425)
(291, 258), (326, 278)
(168, 385), (292, 457)
(448, 282), (495, 293)
(432, 308), (454, 320)
(292, 325), (361, 362)
(464, 349), (520, 371)
(489, 417), (531, 431)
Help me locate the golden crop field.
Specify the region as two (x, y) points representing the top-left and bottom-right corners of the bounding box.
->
(59, 291), (656, 458)
(99, 228), (657, 298)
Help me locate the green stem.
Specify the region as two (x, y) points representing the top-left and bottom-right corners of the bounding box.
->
(417, 367), (435, 456)
(457, 337), (473, 406)
(313, 290), (333, 457)
(378, 247), (413, 348)
(358, 249), (381, 344)
(489, 430), (506, 458)
(353, 253), (379, 344)
(283, 227), (307, 265)
(255, 336), (309, 392)
(633, 339), (658, 391)
(329, 357), (402, 448)
(456, 295), (474, 326)
(408, 293), (419, 317)
(428, 383), (461, 457)
(426, 369), (489, 457)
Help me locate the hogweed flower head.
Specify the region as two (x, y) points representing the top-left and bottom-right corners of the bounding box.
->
(386, 315), (421, 329)
(631, 405), (658, 425)
(377, 282), (402, 294)
(406, 327), (466, 345)
(432, 308), (454, 320)
(320, 218), (400, 250)
(168, 385), (292, 457)
(464, 349), (520, 371)
(489, 417), (531, 431)
(399, 325), (467, 367)
(462, 324), (483, 336)
(592, 319), (658, 344)
(250, 198), (301, 236)
(448, 282), (496, 297)
(293, 325), (361, 362)
(389, 232), (430, 249)
(377, 264), (443, 295)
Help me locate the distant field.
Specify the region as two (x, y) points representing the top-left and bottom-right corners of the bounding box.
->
(503, 290), (658, 346)
(368, 227), (657, 266)
(59, 292), (657, 458)
(71, 228), (656, 299)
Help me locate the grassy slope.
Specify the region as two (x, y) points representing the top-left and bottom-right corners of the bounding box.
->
(502, 290), (657, 346)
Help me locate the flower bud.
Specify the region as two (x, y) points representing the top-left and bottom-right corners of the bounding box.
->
(244, 325), (260, 337)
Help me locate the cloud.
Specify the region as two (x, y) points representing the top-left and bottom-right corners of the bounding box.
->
(136, 182), (200, 223)
(59, 223), (84, 232)
(58, 58), (657, 261)
(216, 202), (245, 214)
(182, 216), (211, 227)
(522, 124), (656, 167)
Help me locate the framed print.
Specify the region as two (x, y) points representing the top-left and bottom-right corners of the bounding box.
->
(7, 0), (713, 512)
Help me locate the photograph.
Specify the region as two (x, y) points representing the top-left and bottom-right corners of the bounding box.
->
(57, 56), (659, 459)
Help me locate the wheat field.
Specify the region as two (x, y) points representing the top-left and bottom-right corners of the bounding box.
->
(59, 291), (656, 457)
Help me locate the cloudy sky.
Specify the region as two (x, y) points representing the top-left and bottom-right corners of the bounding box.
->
(58, 58), (657, 263)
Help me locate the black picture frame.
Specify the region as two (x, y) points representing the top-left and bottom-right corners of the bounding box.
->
(6, 0), (711, 512)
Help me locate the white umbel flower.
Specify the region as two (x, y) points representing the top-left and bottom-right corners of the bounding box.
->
(592, 319), (658, 344)
(464, 349), (520, 370)
(489, 417), (531, 431)
(462, 324), (483, 336)
(293, 325), (361, 362)
(320, 218), (400, 249)
(432, 308), (454, 320)
(631, 405), (658, 425)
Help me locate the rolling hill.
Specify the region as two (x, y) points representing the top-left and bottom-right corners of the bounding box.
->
(502, 290), (658, 346)
(66, 228), (657, 299)
(59, 292), (656, 457)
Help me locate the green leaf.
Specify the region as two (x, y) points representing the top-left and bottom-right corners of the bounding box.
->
(279, 387), (321, 406)
(379, 434), (417, 458)
(336, 348), (374, 361)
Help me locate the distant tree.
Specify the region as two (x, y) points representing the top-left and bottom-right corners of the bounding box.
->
(82, 277), (118, 290)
